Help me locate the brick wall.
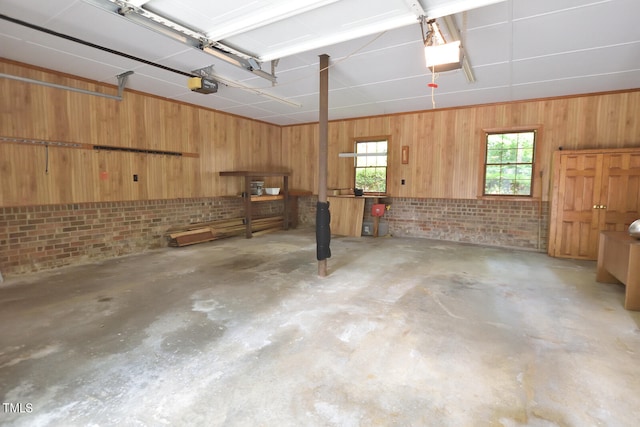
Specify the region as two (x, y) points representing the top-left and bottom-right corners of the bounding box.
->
(298, 196), (549, 251)
(298, 195), (319, 226)
(1, 196), (548, 276)
(0, 197), (283, 275)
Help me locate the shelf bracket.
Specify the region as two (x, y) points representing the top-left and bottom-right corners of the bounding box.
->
(117, 71), (134, 98)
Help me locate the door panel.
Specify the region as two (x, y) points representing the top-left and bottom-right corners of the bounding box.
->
(552, 153), (602, 259)
(601, 153), (640, 232)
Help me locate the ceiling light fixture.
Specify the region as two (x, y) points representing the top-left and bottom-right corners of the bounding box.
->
(421, 17), (462, 73)
(406, 1), (478, 83)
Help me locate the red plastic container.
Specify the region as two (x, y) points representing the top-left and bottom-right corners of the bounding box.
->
(372, 204), (385, 217)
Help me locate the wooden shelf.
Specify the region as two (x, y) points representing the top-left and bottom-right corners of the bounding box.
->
(219, 170), (291, 238)
(220, 171), (290, 177)
(251, 195), (283, 202)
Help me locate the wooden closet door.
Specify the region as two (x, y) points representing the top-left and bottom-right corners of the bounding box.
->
(600, 152), (640, 232)
(550, 153), (603, 259)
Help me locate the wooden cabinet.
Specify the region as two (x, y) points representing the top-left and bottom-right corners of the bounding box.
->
(548, 148), (640, 259)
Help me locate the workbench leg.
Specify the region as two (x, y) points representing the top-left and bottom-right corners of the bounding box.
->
(290, 196), (299, 229)
(283, 176), (289, 230)
(596, 233), (618, 283)
(244, 178), (252, 238)
(624, 245), (640, 311)
(372, 197), (379, 238)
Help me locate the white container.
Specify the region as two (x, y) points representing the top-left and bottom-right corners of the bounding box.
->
(264, 187), (280, 195)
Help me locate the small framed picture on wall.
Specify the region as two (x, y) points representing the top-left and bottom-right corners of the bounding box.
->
(401, 145), (409, 164)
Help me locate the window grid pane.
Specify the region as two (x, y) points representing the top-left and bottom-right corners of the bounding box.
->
(355, 140), (388, 193)
(484, 131), (535, 196)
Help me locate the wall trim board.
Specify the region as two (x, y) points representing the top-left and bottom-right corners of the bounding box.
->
(0, 136), (199, 157)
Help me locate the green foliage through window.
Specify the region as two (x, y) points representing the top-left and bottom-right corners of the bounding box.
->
(355, 140), (387, 193)
(484, 131), (535, 196)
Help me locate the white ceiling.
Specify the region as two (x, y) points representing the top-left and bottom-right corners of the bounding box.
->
(1, 0), (639, 126)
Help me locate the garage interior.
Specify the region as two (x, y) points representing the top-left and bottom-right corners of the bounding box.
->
(1, 0), (640, 425)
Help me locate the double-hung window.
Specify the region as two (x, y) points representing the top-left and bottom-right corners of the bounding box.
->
(483, 130), (536, 196)
(354, 138), (388, 194)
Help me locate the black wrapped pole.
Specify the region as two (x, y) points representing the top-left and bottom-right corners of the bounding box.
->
(316, 201), (331, 261)
(317, 54), (330, 276)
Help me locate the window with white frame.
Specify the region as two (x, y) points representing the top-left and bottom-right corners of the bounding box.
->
(354, 139), (388, 194)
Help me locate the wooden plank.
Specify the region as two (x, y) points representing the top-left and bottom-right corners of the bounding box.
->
(169, 228), (213, 239)
(220, 171), (290, 177)
(252, 227), (282, 237)
(328, 196), (365, 237)
(166, 218), (244, 233)
(167, 215), (285, 246)
(250, 195), (283, 202)
(171, 230), (216, 247)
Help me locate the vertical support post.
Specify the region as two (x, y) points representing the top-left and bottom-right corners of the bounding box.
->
(317, 54), (330, 277)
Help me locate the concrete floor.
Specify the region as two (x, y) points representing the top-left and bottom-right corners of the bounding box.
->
(1, 228), (639, 427)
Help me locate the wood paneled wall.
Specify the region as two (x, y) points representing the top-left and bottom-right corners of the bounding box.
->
(282, 90), (640, 201)
(2, 59), (639, 206)
(0, 60), (282, 206)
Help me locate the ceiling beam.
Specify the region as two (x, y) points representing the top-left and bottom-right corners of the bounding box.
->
(260, 0), (506, 61)
(424, 0), (506, 19)
(441, 15), (476, 83)
(204, 0), (341, 41)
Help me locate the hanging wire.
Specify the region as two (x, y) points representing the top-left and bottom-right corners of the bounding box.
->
(286, 30), (388, 85)
(421, 16), (442, 109)
(226, 30), (389, 92)
(428, 71), (440, 109)
(431, 72), (437, 109)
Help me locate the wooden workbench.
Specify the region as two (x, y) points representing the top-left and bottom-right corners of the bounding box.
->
(596, 231), (640, 310)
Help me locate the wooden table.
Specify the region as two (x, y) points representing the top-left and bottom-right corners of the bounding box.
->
(596, 231), (640, 310)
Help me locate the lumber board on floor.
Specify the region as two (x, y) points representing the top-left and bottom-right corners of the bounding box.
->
(167, 216), (284, 247)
